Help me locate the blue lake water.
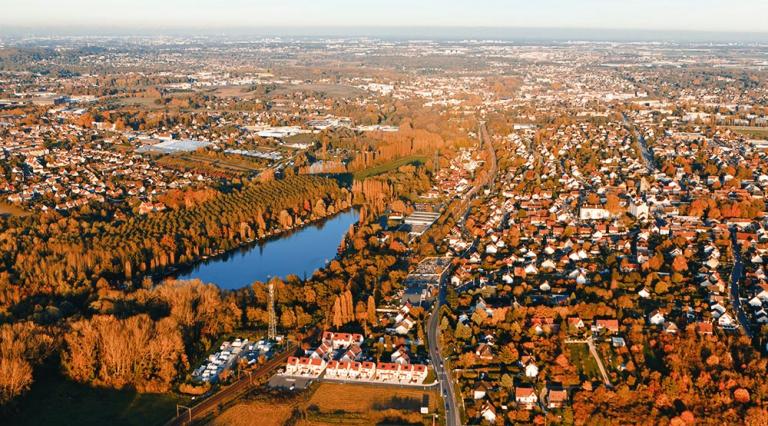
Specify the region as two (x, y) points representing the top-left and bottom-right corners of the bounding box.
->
(175, 209), (359, 289)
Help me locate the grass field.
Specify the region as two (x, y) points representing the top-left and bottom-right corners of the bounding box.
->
(9, 370), (182, 426)
(157, 152), (266, 176)
(268, 83), (363, 99)
(0, 201), (29, 217)
(725, 126), (768, 139)
(210, 401), (296, 426)
(568, 343), (601, 380)
(214, 382), (439, 426)
(353, 156), (427, 180)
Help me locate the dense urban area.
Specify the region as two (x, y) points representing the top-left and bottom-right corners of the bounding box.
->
(0, 33), (767, 426)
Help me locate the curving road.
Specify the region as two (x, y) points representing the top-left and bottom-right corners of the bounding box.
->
(427, 290), (461, 426)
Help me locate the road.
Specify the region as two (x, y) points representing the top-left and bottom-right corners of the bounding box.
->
(425, 122), (497, 426)
(427, 290), (461, 426)
(729, 229), (754, 339)
(586, 338), (612, 388)
(622, 113), (656, 173)
(165, 344), (296, 426)
(443, 122), (498, 222)
(565, 337), (611, 388)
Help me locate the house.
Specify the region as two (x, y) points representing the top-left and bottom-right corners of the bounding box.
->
(515, 386), (538, 410)
(475, 343), (494, 361)
(322, 331), (364, 349)
(480, 402), (497, 423)
(341, 344), (363, 362)
(664, 321), (679, 334)
(593, 319), (620, 333)
(579, 207), (610, 221)
(718, 312), (737, 329)
(285, 356), (325, 377)
(391, 347), (411, 366)
(648, 310), (666, 326)
(638, 287), (651, 299)
(547, 388), (568, 409)
(376, 362), (399, 382)
(395, 317), (415, 335)
(360, 361), (376, 380)
(474, 383), (488, 400)
(568, 317), (585, 330)
(410, 364), (429, 383)
(525, 363), (539, 378)
(325, 360), (341, 378)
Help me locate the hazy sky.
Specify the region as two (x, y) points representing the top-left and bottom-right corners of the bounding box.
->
(1, 0), (767, 33)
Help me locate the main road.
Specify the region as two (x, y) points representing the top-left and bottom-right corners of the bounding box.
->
(426, 121), (497, 426)
(729, 229), (754, 339)
(622, 112), (656, 173)
(427, 288), (461, 426)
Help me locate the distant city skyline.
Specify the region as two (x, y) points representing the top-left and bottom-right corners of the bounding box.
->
(2, 0), (768, 35)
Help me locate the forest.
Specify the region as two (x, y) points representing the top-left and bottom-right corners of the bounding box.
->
(0, 155), (434, 409)
(0, 175), (350, 314)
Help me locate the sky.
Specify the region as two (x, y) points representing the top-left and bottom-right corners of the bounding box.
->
(1, 0), (767, 34)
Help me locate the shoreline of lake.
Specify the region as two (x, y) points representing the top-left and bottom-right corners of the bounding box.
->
(169, 208), (360, 290)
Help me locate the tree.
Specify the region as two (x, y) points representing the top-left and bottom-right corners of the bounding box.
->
(62, 314), (186, 392)
(0, 357), (32, 405)
(367, 295), (377, 325)
(331, 297), (343, 328)
(280, 309), (296, 329)
(672, 256), (688, 272)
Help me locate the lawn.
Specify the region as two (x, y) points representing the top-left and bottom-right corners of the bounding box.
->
(215, 382), (439, 426)
(567, 343), (601, 380)
(0, 201), (29, 217)
(8, 370), (182, 426)
(725, 126), (768, 139)
(353, 156), (427, 179)
(306, 382), (438, 413)
(210, 401), (296, 426)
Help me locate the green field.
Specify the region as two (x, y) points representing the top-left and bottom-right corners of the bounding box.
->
(9, 370), (182, 426)
(568, 343), (601, 380)
(353, 155), (427, 179)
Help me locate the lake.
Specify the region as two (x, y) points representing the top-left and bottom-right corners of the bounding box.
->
(174, 209), (359, 289)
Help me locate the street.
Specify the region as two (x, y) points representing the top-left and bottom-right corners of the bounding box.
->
(426, 121), (497, 426)
(622, 113), (656, 173)
(729, 229), (754, 339)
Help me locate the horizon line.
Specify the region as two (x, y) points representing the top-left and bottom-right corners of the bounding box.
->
(2, 26), (768, 44)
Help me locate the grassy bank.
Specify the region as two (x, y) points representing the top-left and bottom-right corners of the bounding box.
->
(353, 156), (427, 180)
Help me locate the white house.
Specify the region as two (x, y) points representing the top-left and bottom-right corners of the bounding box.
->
(718, 312), (737, 329)
(525, 363), (539, 378)
(480, 403), (497, 423)
(579, 207), (610, 221)
(648, 310), (665, 326)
